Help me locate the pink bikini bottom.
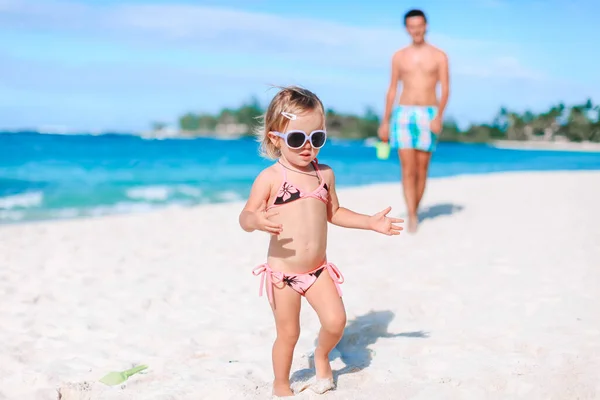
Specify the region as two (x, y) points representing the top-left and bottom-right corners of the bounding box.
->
(252, 262), (344, 305)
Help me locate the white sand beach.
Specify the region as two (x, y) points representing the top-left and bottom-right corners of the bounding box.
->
(1, 171), (599, 400)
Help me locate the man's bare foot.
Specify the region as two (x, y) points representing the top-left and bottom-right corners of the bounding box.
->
(272, 381), (293, 397)
(408, 215), (419, 233)
(314, 349), (333, 380)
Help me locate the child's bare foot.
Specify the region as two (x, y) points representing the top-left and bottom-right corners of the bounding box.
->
(313, 349), (336, 392)
(293, 351), (336, 395)
(311, 378), (335, 394)
(272, 381), (293, 397)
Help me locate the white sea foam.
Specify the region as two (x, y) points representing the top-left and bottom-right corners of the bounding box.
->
(175, 185), (202, 198)
(216, 190), (242, 202)
(0, 191), (43, 209)
(126, 186), (171, 201)
(0, 210), (25, 221)
(125, 185), (203, 202)
(87, 202), (160, 217)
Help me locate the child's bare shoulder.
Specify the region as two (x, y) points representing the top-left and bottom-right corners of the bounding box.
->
(317, 163), (335, 180)
(255, 164), (279, 184)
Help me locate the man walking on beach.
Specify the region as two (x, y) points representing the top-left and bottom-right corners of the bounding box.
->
(378, 9), (450, 233)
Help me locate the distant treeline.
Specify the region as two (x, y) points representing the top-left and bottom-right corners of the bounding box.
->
(154, 97), (600, 143)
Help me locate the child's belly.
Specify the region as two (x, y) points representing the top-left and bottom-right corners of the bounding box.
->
(266, 199), (329, 273)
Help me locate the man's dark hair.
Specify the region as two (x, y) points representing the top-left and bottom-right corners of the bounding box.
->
(404, 9), (427, 25)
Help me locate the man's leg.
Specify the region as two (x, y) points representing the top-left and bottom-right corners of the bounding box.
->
(399, 149), (418, 233)
(415, 150), (432, 212)
(410, 105), (438, 231)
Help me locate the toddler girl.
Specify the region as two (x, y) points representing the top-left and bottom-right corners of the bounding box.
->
(239, 86), (403, 397)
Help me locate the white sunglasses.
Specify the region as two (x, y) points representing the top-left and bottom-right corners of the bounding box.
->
(272, 130), (327, 149)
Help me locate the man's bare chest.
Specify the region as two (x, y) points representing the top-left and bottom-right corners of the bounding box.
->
(399, 55), (438, 75)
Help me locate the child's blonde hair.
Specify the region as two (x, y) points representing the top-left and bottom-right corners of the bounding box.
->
(256, 85), (325, 159)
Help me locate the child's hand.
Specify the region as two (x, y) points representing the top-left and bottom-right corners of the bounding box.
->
(252, 200), (283, 235)
(368, 206), (404, 235)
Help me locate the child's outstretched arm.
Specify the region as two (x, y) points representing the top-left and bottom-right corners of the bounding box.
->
(325, 168), (403, 236)
(239, 169), (283, 235)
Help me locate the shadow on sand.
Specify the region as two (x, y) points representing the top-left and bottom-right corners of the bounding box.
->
(418, 203), (464, 222)
(290, 310), (429, 384)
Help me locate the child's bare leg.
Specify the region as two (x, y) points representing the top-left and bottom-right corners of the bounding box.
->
(271, 285), (301, 397)
(305, 271), (346, 380)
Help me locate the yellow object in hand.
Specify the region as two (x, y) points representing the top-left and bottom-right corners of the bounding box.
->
(375, 141), (390, 160)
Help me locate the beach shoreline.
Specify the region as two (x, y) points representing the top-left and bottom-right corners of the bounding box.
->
(489, 139), (600, 152)
(1, 170), (599, 399)
(1, 168), (598, 228)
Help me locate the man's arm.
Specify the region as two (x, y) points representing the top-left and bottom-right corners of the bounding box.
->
(436, 51), (450, 119)
(382, 52), (402, 124)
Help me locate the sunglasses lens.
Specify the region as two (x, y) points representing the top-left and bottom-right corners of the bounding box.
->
(311, 131), (327, 148)
(286, 132), (306, 148)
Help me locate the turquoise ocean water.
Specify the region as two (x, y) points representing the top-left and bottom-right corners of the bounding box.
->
(1, 132), (599, 224)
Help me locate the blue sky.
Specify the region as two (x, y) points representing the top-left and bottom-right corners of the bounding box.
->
(0, 0), (598, 132)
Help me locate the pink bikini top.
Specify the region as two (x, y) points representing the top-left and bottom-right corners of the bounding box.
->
(267, 160), (329, 210)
